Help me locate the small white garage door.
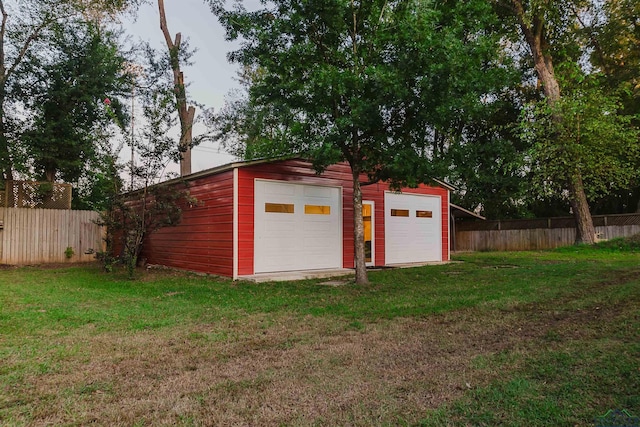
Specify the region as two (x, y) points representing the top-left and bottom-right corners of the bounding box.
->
(254, 180), (342, 273)
(385, 192), (442, 264)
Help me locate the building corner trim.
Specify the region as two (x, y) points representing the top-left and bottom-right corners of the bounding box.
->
(446, 191), (451, 261)
(232, 168), (239, 280)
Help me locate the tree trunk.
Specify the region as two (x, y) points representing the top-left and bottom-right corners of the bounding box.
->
(0, 130), (12, 181)
(158, 0), (194, 177)
(179, 105), (195, 177)
(351, 166), (369, 285)
(512, 0), (596, 244)
(0, 91), (13, 181)
(568, 174), (597, 244)
(44, 168), (55, 182)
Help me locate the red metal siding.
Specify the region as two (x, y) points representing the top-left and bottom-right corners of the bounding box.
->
(237, 159), (449, 274)
(142, 171), (234, 276)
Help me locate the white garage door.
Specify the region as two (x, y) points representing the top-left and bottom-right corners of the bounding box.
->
(385, 192), (442, 264)
(254, 180), (342, 273)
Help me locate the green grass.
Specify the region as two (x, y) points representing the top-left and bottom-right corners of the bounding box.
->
(1, 245), (639, 426)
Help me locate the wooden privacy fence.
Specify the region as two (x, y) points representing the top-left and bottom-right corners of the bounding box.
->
(0, 208), (104, 265)
(455, 213), (640, 252)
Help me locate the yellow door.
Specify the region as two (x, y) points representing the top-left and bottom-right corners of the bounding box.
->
(363, 202), (374, 265)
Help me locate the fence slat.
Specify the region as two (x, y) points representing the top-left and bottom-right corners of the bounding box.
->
(0, 208), (104, 265)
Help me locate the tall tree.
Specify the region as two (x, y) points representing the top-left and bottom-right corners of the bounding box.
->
(0, 0), (143, 182)
(521, 78), (639, 215)
(158, 0), (195, 177)
(23, 20), (130, 183)
(213, 0), (506, 284)
(507, 0), (598, 243)
(0, 0), (61, 180)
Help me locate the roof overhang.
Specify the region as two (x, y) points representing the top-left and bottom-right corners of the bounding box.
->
(431, 178), (456, 191)
(450, 203), (485, 220)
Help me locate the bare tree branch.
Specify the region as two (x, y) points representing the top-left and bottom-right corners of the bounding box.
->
(0, 0), (7, 79)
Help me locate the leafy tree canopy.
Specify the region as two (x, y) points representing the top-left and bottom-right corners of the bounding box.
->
(0, 0), (140, 181)
(215, 0), (512, 180)
(23, 20), (130, 183)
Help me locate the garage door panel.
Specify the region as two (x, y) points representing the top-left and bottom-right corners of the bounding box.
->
(263, 237), (298, 250)
(258, 226), (296, 239)
(303, 220), (334, 233)
(263, 181), (297, 196)
(385, 192), (441, 264)
(255, 180), (341, 273)
(303, 185), (334, 198)
(303, 236), (337, 248)
(258, 255), (297, 270)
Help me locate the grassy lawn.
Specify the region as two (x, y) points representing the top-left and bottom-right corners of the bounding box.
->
(0, 244), (639, 426)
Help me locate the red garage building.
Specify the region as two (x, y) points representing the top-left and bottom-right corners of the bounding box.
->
(142, 158), (451, 280)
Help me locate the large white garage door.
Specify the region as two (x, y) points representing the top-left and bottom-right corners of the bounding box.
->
(385, 192), (442, 264)
(254, 180), (342, 273)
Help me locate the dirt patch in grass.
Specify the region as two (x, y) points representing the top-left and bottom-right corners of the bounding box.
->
(317, 280), (350, 287)
(7, 295), (632, 427)
(2, 309), (540, 426)
(19, 261), (101, 270)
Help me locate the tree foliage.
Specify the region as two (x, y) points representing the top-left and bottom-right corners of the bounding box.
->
(0, 0), (141, 182)
(586, 0), (640, 213)
(22, 20), (130, 183)
(522, 78), (640, 203)
(213, 0), (509, 283)
(496, 0), (640, 241)
(447, 90), (532, 219)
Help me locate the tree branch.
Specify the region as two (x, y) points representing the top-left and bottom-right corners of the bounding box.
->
(158, 0), (175, 49)
(0, 0), (7, 79)
(350, 0), (357, 58)
(570, 3), (611, 74)
(6, 15), (52, 82)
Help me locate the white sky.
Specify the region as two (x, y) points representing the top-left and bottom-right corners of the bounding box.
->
(123, 0), (251, 174)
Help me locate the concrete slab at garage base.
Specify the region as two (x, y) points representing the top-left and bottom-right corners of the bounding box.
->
(237, 261), (453, 283)
(238, 268), (354, 283)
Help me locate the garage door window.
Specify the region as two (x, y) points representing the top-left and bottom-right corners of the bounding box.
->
(416, 210), (433, 218)
(265, 203), (294, 213)
(390, 209), (409, 217)
(305, 205), (331, 215)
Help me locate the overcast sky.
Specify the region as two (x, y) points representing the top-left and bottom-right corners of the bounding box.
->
(123, 0), (251, 173)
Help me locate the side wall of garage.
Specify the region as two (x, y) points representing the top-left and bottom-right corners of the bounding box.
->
(141, 171), (235, 276)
